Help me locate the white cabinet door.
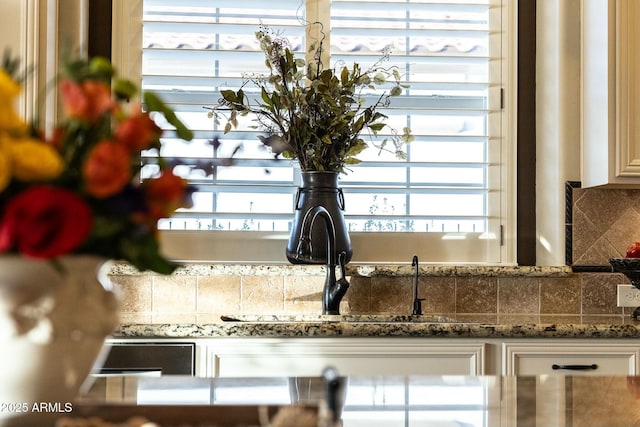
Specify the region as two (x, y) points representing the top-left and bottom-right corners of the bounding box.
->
(205, 338), (486, 377)
(582, 0), (640, 187)
(502, 341), (640, 375)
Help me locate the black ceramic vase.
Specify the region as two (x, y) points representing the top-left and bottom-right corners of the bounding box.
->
(286, 171), (353, 264)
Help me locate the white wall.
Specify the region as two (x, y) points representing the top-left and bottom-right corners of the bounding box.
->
(0, 0), (86, 128)
(535, 0), (582, 265)
(0, 1), (38, 121)
(1, 2), (26, 54)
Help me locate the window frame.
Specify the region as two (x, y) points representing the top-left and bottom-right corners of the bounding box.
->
(107, 0), (519, 265)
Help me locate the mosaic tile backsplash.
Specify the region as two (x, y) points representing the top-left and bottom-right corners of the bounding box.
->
(108, 184), (640, 325)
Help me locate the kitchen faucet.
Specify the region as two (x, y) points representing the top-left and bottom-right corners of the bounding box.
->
(296, 206), (350, 314)
(412, 255), (424, 316)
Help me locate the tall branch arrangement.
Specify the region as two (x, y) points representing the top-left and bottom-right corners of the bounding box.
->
(211, 25), (413, 174)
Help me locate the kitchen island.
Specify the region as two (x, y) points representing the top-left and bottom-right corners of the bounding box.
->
(49, 374), (640, 427)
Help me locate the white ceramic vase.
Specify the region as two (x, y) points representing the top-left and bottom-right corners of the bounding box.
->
(0, 256), (120, 427)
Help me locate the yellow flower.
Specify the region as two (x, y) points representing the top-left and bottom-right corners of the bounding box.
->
(10, 138), (63, 181)
(0, 70), (21, 101)
(0, 147), (10, 191)
(0, 107), (27, 135)
(0, 70), (27, 134)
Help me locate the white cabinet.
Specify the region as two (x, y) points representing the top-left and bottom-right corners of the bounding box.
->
(200, 338), (486, 377)
(581, 0), (640, 187)
(109, 337), (640, 378)
(199, 338), (640, 377)
(500, 340), (640, 427)
(502, 341), (640, 375)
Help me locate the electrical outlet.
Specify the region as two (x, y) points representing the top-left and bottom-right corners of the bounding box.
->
(617, 284), (640, 307)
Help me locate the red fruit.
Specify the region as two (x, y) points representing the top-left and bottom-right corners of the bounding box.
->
(627, 242), (640, 258)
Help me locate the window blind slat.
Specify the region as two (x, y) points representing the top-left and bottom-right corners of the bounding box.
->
(143, 74), (490, 93)
(146, 0), (304, 11)
(144, 21), (305, 36)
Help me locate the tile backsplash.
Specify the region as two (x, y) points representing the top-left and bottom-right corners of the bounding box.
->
(109, 184), (640, 325)
(571, 185), (640, 265)
(110, 268), (634, 325)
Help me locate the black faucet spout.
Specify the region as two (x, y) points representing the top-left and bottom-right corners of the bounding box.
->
(412, 255), (424, 316)
(325, 251), (350, 314)
(299, 206), (349, 314)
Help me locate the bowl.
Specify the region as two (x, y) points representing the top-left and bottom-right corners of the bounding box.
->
(609, 258), (640, 288)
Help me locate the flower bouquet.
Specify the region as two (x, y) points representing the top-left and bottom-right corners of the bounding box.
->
(0, 52), (199, 424)
(0, 52), (194, 274)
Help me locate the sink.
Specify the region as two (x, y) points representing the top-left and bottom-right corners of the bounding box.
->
(220, 313), (462, 323)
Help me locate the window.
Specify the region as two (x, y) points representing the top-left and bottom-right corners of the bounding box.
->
(112, 0), (516, 264)
(341, 376), (500, 427)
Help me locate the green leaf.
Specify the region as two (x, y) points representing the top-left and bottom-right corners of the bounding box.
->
(144, 92), (194, 141)
(220, 89), (238, 103)
(372, 112), (388, 122)
(373, 72), (386, 85)
(402, 127), (415, 143)
(344, 157), (362, 165)
(90, 216), (126, 238)
(390, 86), (402, 97)
(113, 78), (137, 100)
(346, 141), (367, 157)
(261, 87), (272, 105)
(341, 67), (349, 85)
(368, 123), (386, 132)
(119, 235), (180, 274)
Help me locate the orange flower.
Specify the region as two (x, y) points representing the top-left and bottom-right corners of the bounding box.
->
(82, 140), (131, 198)
(60, 79), (115, 123)
(114, 110), (162, 151)
(142, 171), (191, 221)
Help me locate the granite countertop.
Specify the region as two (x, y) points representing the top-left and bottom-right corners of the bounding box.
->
(115, 320), (640, 339)
(109, 263), (574, 277)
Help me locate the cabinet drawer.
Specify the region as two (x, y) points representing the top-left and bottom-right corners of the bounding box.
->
(206, 339), (486, 377)
(502, 342), (640, 375)
(214, 353), (479, 377)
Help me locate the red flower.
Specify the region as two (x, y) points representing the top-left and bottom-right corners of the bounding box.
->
(0, 186), (93, 258)
(142, 171), (192, 222)
(114, 111), (162, 151)
(60, 79), (115, 123)
(82, 140), (132, 198)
